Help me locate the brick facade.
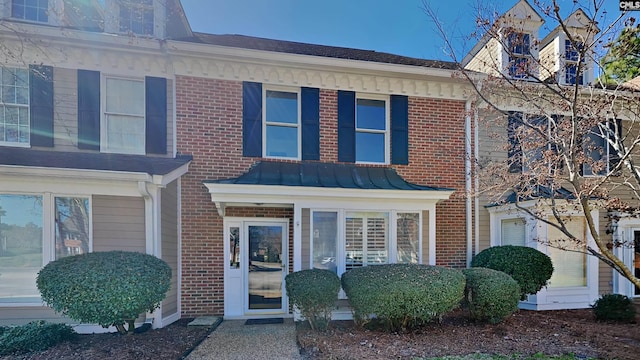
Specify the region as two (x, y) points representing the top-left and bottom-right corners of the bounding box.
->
(176, 76), (470, 316)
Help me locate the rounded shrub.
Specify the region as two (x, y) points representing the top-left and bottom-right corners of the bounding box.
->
(592, 294), (637, 323)
(462, 267), (520, 323)
(286, 269), (340, 331)
(341, 264), (465, 331)
(471, 245), (553, 299)
(0, 321), (76, 355)
(37, 251), (171, 334)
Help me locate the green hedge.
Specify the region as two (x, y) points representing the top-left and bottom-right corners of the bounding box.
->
(471, 246), (553, 299)
(37, 251), (171, 334)
(462, 268), (521, 323)
(286, 269), (340, 331)
(341, 264), (465, 331)
(592, 294), (637, 322)
(0, 321), (76, 355)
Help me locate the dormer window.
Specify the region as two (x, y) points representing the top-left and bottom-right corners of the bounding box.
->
(565, 40), (584, 85)
(507, 32), (532, 78)
(119, 0), (154, 35)
(12, 0), (48, 23)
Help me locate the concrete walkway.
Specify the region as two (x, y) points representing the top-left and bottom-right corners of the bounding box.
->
(186, 318), (302, 360)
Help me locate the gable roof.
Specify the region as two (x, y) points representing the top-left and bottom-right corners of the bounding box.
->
(178, 33), (458, 69)
(205, 161), (452, 191)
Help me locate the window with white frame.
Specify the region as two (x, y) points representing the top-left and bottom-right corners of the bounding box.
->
(356, 97), (388, 163)
(0, 68), (29, 146)
(11, 0), (48, 23)
(310, 210), (421, 277)
(547, 216), (587, 287)
(500, 218), (526, 246)
(507, 32), (531, 78)
(264, 89), (300, 159)
(0, 194), (91, 304)
(119, 0), (154, 35)
(103, 76), (145, 154)
(565, 40), (584, 85)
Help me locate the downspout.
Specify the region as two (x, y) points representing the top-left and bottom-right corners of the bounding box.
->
(474, 81), (483, 259)
(465, 98), (473, 267)
(138, 180), (163, 328)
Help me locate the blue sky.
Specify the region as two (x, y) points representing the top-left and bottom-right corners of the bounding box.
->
(181, 0), (628, 62)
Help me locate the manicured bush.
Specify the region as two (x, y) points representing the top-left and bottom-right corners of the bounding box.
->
(37, 251), (171, 334)
(341, 264), (465, 331)
(471, 245), (553, 299)
(592, 294), (637, 322)
(285, 269), (340, 331)
(0, 321), (76, 355)
(462, 267), (521, 323)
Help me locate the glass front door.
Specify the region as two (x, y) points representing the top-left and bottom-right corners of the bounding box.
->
(246, 222), (287, 312)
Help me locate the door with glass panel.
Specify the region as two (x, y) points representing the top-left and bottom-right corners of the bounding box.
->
(245, 222), (287, 313)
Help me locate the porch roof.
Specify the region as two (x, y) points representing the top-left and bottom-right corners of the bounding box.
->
(0, 147), (192, 185)
(204, 161), (452, 191)
(485, 185), (577, 208)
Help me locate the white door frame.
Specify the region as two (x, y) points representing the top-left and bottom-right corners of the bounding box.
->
(223, 217), (289, 318)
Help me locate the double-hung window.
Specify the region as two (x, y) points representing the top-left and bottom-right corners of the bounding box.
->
(507, 32), (531, 78)
(11, 0), (48, 23)
(0, 68), (29, 146)
(0, 194), (91, 304)
(264, 88), (300, 159)
(103, 76), (146, 155)
(356, 96), (388, 163)
(565, 40), (584, 85)
(119, 0), (154, 35)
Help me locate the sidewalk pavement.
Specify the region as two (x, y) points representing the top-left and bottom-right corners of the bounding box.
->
(185, 318), (302, 360)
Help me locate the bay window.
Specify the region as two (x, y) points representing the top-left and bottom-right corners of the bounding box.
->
(310, 210), (421, 276)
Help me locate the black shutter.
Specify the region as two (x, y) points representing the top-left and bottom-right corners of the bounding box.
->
(242, 82), (262, 157)
(507, 111), (523, 173)
(337, 90), (355, 163)
(77, 70), (100, 150)
(301, 87), (320, 160)
(390, 95), (409, 165)
(29, 65), (54, 147)
(145, 77), (167, 154)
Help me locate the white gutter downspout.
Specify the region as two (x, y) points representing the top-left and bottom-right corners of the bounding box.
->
(138, 180), (163, 328)
(465, 98), (473, 267)
(474, 100), (480, 259)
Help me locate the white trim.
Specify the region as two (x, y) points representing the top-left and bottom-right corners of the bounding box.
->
(262, 85), (301, 161)
(613, 218), (640, 298)
(355, 93), (390, 165)
(100, 74), (146, 155)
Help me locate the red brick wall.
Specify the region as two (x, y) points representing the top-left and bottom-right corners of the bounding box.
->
(176, 76), (469, 316)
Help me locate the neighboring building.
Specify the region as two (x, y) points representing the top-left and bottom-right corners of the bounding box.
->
(465, 0), (639, 309)
(0, 0), (191, 332)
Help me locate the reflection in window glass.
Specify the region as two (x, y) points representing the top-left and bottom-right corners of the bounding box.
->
(119, 0), (154, 35)
(0, 68), (30, 145)
(265, 90), (298, 158)
(356, 98), (386, 163)
(0, 195), (43, 303)
(229, 227), (239, 269)
(12, 0), (48, 22)
(397, 213), (419, 263)
(312, 212), (337, 273)
(55, 197), (90, 260)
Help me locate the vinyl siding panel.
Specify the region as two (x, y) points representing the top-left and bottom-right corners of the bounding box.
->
(0, 307), (65, 326)
(161, 181), (179, 318)
(422, 210), (429, 264)
(465, 38), (501, 77)
(52, 67), (79, 152)
(539, 37), (559, 82)
(92, 195), (145, 253)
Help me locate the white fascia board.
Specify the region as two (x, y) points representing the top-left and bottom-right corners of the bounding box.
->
(0, 165), (153, 183)
(204, 183), (453, 204)
(168, 41), (463, 82)
(152, 162), (190, 187)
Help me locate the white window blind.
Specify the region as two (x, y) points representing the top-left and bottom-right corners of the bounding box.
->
(547, 217), (587, 288)
(501, 218), (526, 246)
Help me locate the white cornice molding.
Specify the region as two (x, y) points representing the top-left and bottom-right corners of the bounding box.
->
(167, 42), (473, 100)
